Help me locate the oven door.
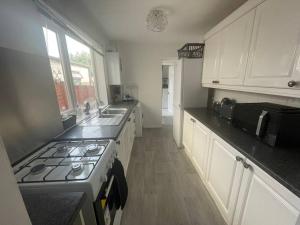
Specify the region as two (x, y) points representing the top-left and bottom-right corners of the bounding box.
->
(94, 171), (117, 225)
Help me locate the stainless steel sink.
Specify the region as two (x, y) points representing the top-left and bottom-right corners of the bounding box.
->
(81, 114), (124, 126)
(80, 106), (128, 126)
(102, 108), (128, 115)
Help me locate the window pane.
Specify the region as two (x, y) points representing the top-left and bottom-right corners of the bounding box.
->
(43, 27), (60, 58)
(65, 35), (97, 113)
(43, 27), (71, 113)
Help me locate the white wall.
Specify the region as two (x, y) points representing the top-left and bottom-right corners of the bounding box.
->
(118, 42), (181, 128)
(214, 89), (300, 107)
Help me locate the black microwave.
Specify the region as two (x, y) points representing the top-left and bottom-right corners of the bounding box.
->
(232, 102), (300, 147)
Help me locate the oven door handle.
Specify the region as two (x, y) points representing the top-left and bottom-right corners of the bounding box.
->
(103, 175), (115, 198)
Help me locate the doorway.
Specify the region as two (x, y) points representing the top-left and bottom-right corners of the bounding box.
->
(161, 64), (175, 126)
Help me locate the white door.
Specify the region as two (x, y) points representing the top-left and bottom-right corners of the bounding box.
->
(206, 134), (245, 224)
(168, 65), (174, 114)
(233, 159), (300, 225)
(173, 59), (183, 147)
(219, 10), (255, 85)
(182, 113), (194, 154)
(191, 121), (210, 180)
(245, 0), (300, 89)
(202, 33), (222, 84)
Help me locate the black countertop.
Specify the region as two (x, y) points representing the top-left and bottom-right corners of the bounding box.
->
(185, 108), (300, 198)
(57, 101), (138, 141)
(22, 191), (86, 225)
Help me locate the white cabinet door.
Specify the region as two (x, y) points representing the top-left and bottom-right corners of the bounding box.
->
(233, 159), (300, 225)
(173, 106), (183, 148)
(206, 134), (245, 224)
(183, 113), (194, 154)
(106, 52), (121, 85)
(245, 0), (300, 89)
(116, 129), (127, 174)
(219, 10), (255, 85)
(191, 121), (210, 180)
(134, 104), (143, 137)
(202, 33), (221, 84)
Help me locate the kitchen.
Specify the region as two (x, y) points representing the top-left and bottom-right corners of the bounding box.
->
(1, 0), (300, 225)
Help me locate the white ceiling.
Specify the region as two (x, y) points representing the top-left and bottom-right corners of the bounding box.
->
(58, 0), (248, 44)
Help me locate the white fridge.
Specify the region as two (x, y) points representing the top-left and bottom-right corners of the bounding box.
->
(172, 58), (208, 148)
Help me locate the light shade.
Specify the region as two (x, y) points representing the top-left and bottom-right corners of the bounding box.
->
(146, 9), (168, 32)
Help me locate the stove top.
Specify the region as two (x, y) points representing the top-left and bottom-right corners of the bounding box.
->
(14, 140), (109, 183)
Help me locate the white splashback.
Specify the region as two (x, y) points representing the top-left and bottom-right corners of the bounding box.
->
(213, 89), (300, 107)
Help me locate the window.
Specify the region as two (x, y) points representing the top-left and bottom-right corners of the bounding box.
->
(41, 16), (108, 120)
(43, 27), (72, 113)
(65, 35), (98, 113)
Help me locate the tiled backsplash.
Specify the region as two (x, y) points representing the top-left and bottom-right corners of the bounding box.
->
(213, 89), (300, 107)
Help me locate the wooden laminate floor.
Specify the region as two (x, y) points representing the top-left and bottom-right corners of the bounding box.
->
(120, 125), (226, 225)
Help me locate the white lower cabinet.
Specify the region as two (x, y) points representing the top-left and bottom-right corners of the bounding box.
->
(117, 111), (136, 176)
(183, 112), (195, 154)
(191, 121), (210, 180)
(233, 159), (300, 225)
(182, 110), (300, 225)
(206, 134), (245, 224)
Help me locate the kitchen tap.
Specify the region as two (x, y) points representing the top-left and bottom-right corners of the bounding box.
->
(83, 101), (91, 115)
(98, 100), (106, 117)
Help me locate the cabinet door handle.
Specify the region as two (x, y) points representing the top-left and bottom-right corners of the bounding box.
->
(212, 80), (220, 84)
(243, 161), (252, 170)
(116, 140), (121, 145)
(236, 156), (244, 162)
(127, 118), (131, 122)
(288, 80), (297, 87)
(190, 118), (195, 123)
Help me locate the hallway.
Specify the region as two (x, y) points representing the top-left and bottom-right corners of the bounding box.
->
(120, 126), (226, 225)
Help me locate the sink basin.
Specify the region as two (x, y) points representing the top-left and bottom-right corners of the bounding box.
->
(102, 107), (128, 115)
(80, 114), (124, 126)
(79, 106), (128, 126)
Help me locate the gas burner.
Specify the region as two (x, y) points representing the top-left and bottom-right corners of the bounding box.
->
(72, 163), (83, 173)
(57, 146), (69, 152)
(30, 164), (46, 175)
(86, 144), (99, 154)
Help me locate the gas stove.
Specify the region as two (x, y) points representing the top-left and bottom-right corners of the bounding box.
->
(14, 139), (117, 201)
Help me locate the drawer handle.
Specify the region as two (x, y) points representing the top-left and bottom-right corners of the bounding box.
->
(116, 140), (121, 145)
(235, 156), (244, 162)
(212, 80), (220, 84)
(190, 118), (195, 123)
(288, 80), (297, 87)
(127, 118), (131, 122)
(243, 161), (252, 170)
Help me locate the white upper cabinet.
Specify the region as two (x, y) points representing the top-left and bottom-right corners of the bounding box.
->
(202, 33), (221, 84)
(245, 0), (300, 89)
(106, 52), (121, 85)
(233, 159), (300, 225)
(219, 10), (255, 85)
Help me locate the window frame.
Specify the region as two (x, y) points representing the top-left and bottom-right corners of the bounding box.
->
(41, 16), (103, 118)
